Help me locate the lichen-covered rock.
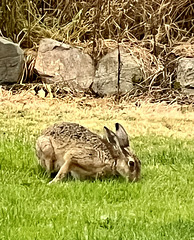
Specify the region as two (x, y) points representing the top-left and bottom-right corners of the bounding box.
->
(92, 48), (143, 96)
(35, 38), (94, 91)
(0, 37), (24, 84)
(176, 58), (194, 95)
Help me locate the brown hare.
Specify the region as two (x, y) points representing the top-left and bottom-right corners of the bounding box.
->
(36, 122), (141, 183)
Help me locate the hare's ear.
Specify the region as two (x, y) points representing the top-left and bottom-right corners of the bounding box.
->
(104, 126), (121, 149)
(115, 123), (129, 148)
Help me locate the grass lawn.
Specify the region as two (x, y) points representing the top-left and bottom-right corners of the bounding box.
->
(0, 92), (193, 240)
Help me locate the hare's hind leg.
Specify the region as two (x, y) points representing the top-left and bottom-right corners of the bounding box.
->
(48, 151), (73, 184)
(36, 136), (54, 172)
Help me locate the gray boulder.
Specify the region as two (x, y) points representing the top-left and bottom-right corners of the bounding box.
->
(35, 38), (94, 91)
(92, 48), (143, 96)
(0, 37), (24, 84)
(176, 58), (194, 95)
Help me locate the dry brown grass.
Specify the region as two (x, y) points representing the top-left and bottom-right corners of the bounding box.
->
(1, 88), (193, 139)
(1, 0), (193, 47)
(0, 0), (193, 97)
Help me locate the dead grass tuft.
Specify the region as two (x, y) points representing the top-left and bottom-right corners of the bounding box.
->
(0, 1), (193, 99)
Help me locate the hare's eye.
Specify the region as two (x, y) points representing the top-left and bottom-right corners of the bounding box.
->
(128, 160), (135, 167)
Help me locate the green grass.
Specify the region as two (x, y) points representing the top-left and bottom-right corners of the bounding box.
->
(0, 126), (193, 240)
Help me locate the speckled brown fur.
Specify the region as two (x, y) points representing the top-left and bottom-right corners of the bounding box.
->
(36, 122), (141, 183)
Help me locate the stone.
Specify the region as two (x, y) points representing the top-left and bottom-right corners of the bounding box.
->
(35, 38), (94, 91)
(92, 48), (143, 96)
(0, 37), (24, 84)
(176, 58), (194, 95)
